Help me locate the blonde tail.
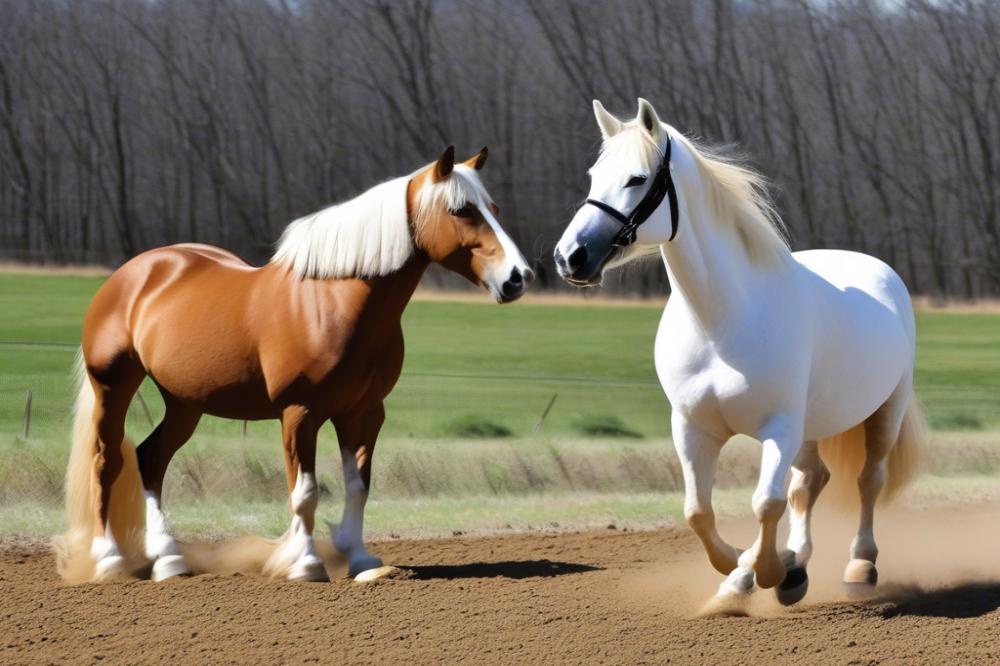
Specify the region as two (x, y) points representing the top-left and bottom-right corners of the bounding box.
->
(54, 351), (146, 583)
(817, 393), (926, 511)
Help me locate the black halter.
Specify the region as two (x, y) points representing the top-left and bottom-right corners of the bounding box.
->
(584, 136), (679, 246)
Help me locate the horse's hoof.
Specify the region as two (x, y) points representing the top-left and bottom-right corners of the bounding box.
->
(288, 556), (329, 582)
(347, 555), (384, 578)
(94, 555), (128, 581)
(354, 565), (398, 583)
(151, 554), (191, 582)
(775, 566), (809, 606)
(700, 592), (751, 617)
(842, 559), (877, 598)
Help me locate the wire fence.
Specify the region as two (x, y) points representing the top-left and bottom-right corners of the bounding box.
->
(0, 339), (672, 444)
(2, 338), (999, 446)
(3, 338), (1000, 508)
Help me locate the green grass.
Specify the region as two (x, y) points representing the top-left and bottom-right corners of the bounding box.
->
(1, 273), (999, 536)
(3, 273), (999, 442)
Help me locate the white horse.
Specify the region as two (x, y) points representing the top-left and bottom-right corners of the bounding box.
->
(555, 98), (925, 608)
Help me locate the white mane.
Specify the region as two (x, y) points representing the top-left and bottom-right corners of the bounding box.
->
(271, 164), (498, 280)
(413, 164), (495, 232)
(271, 176), (414, 280)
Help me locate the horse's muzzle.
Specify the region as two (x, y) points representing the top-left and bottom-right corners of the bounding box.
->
(554, 242), (615, 287)
(497, 266), (534, 303)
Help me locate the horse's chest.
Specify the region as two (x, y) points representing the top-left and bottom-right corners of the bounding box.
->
(654, 326), (795, 433)
(656, 349), (750, 413)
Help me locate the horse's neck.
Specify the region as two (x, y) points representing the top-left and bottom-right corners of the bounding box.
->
(275, 253), (430, 329)
(661, 212), (764, 333)
(359, 254), (431, 320)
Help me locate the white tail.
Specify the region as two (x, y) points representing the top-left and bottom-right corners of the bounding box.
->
(54, 351), (146, 583)
(818, 393), (927, 511)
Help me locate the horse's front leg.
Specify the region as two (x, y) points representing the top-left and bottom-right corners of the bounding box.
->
(264, 406), (328, 581)
(672, 413), (743, 576)
(332, 404), (389, 579)
(743, 413), (804, 590)
(775, 440), (829, 605)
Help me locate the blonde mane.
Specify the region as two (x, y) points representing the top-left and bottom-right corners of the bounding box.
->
(602, 124), (789, 267)
(679, 134), (790, 267)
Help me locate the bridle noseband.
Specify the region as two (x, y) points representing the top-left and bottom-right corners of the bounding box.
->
(583, 135), (679, 246)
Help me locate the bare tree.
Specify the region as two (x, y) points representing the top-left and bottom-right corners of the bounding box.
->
(0, 0), (997, 297)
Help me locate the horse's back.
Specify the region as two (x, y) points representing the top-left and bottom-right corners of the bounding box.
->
(85, 244), (256, 336)
(795, 250), (913, 329)
(794, 249), (915, 439)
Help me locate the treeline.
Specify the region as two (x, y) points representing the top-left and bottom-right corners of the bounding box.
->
(0, 0), (998, 297)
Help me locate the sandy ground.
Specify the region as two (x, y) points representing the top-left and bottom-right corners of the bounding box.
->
(2, 502), (999, 665)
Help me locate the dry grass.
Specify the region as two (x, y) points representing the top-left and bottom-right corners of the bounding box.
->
(3, 432), (997, 510)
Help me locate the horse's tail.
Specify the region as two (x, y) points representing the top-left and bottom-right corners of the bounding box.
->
(818, 392), (926, 511)
(55, 351), (146, 583)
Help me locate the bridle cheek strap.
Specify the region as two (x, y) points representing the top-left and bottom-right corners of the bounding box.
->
(583, 136), (679, 247)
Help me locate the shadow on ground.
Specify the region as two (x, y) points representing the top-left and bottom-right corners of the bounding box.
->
(400, 559), (601, 580)
(876, 582), (1000, 619)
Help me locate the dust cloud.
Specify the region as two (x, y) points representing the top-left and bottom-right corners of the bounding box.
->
(623, 499), (1000, 617)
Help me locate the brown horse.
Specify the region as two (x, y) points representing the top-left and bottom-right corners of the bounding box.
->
(56, 146), (533, 583)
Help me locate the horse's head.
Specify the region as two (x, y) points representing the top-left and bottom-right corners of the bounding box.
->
(410, 146), (533, 303)
(555, 98), (686, 287)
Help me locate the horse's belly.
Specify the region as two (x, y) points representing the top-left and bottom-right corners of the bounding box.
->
(797, 250), (915, 440)
(803, 354), (905, 440)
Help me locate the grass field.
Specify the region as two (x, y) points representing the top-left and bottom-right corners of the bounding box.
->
(1, 273), (998, 538)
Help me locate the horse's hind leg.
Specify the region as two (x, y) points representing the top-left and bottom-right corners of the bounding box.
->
(135, 397), (201, 581)
(264, 406), (327, 581)
(88, 360), (146, 578)
(333, 403), (387, 579)
(844, 387), (908, 595)
(775, 440), (829, 605)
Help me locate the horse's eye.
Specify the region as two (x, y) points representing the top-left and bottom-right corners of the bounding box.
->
(625, 175), (648, 188)
(449, 203), (477, 218)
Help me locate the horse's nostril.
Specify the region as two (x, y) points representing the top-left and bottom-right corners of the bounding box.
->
(554, 250), (567, 270)
(567, 246), (588, 270)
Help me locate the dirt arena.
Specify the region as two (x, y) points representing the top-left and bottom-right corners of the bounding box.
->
(2, 504), (999, 665)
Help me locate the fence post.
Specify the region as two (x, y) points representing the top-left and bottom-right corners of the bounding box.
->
(22, 389), (32, 439)
(135, 391), (155, 428)
(533, 393), (558, 434)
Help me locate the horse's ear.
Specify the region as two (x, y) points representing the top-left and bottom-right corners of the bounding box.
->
(636, 98), (662, 138)
(463, 146), (488, 170)
(433, 145), (455, 181)
(593, 100), (623, 140)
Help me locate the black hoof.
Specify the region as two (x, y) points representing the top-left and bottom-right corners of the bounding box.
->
(775, 566), (809, 606)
